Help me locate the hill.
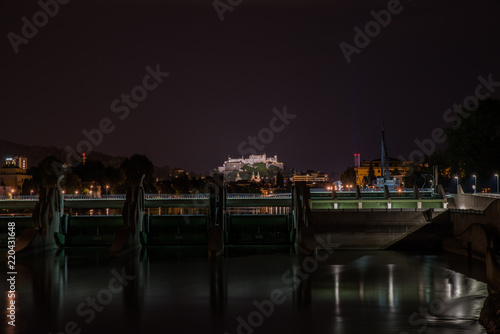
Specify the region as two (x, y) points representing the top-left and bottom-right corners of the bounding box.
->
(0, 139), (125, 169)
(0, 139), (174, 180)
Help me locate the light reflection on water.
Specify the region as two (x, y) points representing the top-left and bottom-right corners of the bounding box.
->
(1, 248), (489, 334)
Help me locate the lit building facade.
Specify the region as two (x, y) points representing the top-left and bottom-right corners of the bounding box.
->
(293, 172), (329, 184)
(218, 154), (283, 172)
(5, 156), (27, 170)
(0, 168), (32, 193)
(354, 158), (410, 186)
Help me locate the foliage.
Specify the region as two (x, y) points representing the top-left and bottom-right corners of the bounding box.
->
(368, 162), (376, 183)
(275, 171), (284, 188)
(340, 166), (356, 186)
(444, 98), (500, 180)
(120, 154), (156, 192)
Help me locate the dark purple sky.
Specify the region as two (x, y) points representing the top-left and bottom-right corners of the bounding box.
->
(2, 0), (500, 173)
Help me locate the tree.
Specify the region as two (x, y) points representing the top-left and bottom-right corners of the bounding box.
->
(120, 154), (156, 193)
(171, 173), (190, 194)
(368, 162), (376, 183)
(104, 166), (126, 194)
(73, 160), (106, 184)
(275, 171), (284, 188)
(61, 173), (83, 194)
(340, 166), (356, 186)
(403, 150), (450, 188)
(444, 98), (500, 180)
(21, 178), (38, 195)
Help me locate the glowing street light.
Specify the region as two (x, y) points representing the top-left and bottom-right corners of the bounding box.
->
(495, 174), (499, 194)
(106, 185), (109, 195)
(454, 176), (458, 193)
(472, 175), (476, 194)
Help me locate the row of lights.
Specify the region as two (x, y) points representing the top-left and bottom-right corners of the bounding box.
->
(454, 174), (499, 193)
(30, 185), (110, 195)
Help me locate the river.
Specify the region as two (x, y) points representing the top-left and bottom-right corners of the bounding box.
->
(1, 247), (489, 334)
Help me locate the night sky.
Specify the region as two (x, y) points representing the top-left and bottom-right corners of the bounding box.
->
(2, 0), (500, 174)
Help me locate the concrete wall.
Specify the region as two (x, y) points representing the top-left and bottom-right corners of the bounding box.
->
(452, 185), (496, 210)
(389, 210), (452, 251)
(449, 199), (500, 237)
(442, 223), (491, 261)
(310, 210), (430, 249)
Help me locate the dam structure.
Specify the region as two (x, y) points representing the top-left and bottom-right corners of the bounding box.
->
(2, 181), (500, 300)
(1, 182), (447, 252)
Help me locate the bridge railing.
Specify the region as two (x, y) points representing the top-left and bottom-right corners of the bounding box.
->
(63, 194), (126, 200)
(145, 194), (209, 199)
(227, 193), (291, 199)
(0, 193), (293, 201)
(0, 195), (38, 201)
(145, 193), (292, 199)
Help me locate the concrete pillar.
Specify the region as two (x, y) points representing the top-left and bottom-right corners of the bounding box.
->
(417, 201), (422, 209)
(334, 202), (338, 209)
(358, 201), (362, 209)
(387, 201), (392, 209)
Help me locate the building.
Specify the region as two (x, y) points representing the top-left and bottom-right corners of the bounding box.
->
(0, 186), (16, 196)
(354, 153), (360, 168)
(218, 154), (283, 182)
(218, 154), (283, 172)
(5, 156), (27, 170)
(354, 158), (410, 186)
(1, 156), (32, 193)
(293, 172), (329, 184)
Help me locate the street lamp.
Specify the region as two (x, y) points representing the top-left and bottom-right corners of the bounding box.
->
(106, 185), (109, 195)
(454, 176), (458, 193)
(473, 175), (476, 194)
(495, 174), (499, 194)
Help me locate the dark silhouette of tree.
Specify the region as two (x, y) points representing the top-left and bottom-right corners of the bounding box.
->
(368, 162), (376, 183)
(171, 173), (191, 194)
(104, 166), (126, 194)
(444, 98), (500, 180)
(120, 154), (156, 193)
(73, 160), (106, 184)
(340, 166), (356, 186)
(403, 150), (451, 188)
(21, 178), (38, 195)
(61, 173), (83, 194)
(275, 171), (284, 188)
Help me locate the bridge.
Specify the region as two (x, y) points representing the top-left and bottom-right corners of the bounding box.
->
(0, 189), (445, 210)
(0, 186), (449, 252)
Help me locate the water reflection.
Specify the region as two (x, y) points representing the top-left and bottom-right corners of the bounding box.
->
(1, 249), (490, 334)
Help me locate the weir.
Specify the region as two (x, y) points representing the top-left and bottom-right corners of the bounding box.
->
(1, 182), (467, 255)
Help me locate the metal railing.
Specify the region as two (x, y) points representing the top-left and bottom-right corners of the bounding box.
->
(0, 195), (38, 201)
(0, 193), (293, 201)
(1, 191), (444, 201)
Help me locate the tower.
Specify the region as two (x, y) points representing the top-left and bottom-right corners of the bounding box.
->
(381, 124), (390, 180)
(354, 153), (360, 168)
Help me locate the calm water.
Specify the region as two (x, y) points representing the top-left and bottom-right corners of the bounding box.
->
(1, 247), (489, 334)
